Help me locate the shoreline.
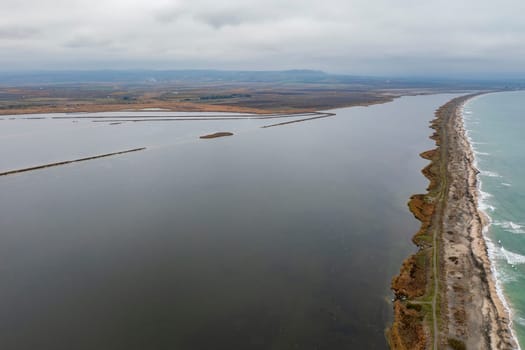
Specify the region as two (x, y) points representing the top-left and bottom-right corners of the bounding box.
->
(389, 94), (517, 349)
(445, 96), (516, 349)
(0, 97), (397, 117)
(463, 98), (522, 350)
(0, 102), (275, 116)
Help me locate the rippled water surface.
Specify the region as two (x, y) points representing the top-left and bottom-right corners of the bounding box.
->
(464, 91), (525, 349)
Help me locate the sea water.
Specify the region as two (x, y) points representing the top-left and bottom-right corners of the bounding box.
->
(464, 91), (525, 349)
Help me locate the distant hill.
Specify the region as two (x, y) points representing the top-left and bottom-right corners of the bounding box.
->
(0, 69), (334, 85)
(0, 69), (522, 90)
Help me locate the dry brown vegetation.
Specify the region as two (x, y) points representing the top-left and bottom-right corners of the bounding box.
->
(389, 302), (427, 350)
(0, 83), (404, 115)
(388, 101), (450, 350)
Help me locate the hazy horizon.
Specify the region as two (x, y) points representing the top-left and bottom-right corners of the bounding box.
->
(1, 68), (524, 81)
(1, 0), (524, 77)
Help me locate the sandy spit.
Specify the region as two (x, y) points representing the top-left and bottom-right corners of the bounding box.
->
(439, 95), (517, 349)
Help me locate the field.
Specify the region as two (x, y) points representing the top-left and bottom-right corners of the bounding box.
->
(0, 70), (503, 114)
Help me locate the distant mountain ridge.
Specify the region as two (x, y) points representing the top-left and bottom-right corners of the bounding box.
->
(0, 69), (334, 85)
(0, 69), (522, 89)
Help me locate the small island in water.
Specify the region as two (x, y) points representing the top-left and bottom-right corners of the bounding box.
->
(199, 132), (234, 139)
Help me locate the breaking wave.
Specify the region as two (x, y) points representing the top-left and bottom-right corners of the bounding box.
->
(493, 221), (525, 234)
(480, 170), (501, 177)
(502, 248), (525, 266)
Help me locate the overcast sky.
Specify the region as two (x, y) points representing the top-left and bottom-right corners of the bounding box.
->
(1, 0), (524, 76)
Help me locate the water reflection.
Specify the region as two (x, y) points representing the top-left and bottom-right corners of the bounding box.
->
(0, 94), (461, 349)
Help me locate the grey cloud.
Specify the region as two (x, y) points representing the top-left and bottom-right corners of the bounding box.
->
(155, 4), (267, 28)
(0, 0), (525, 76)
(155, 8), (183, 23)
(63, 36), (114, 49)
(0, 26), (38, 39)
(196, 12), (245, 29)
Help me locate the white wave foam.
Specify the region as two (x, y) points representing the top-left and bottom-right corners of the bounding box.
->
(497, 266), (519, 284)
(476, 151), (491, 156)
(517, 316), (525, 327)
(502, 183), (512, 187)
(480, 203), (497, 212)
(463, 98), (522, 350)
(480, 190), (493, 199)
(489, 245), (519, 283)
(480, 170), (501, 177)
(484, 236), (522, 349)
(502, 248), (525, 265)
(479, 188), (496, 212)
(496, 221), (523, 230)
(494, 221), (525, 234)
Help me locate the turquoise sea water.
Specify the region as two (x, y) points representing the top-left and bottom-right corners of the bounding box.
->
(464, 91), (525, 349)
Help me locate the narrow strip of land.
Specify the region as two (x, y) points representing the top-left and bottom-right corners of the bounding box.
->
(388, 94), (517, 350)
(261, 113), (335, 128)
(0, 147), (146, 176)
(51, 113), (318, 120)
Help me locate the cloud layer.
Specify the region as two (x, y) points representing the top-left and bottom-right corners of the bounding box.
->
(1, 0), (524, 76)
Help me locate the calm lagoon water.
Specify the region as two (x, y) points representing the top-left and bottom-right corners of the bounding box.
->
(0, 94), (460, 349)
(464, 91), (525, 349)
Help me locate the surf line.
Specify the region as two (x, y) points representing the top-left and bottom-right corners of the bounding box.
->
(0, 147), (146, 177)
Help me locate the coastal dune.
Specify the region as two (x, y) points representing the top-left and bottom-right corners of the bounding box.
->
(389, 95), (517, 349)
